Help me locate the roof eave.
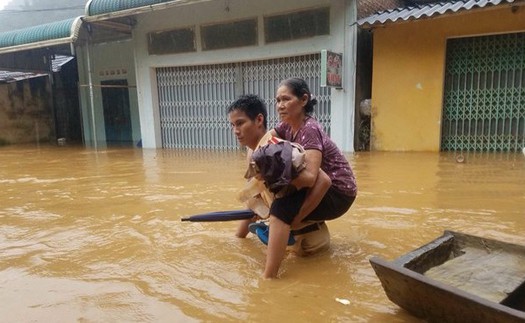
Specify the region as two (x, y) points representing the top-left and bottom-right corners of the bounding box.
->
(0, 17), (83, 55)
(0, 37), (74, 55)
(357, 0), (525, 30)
(83, 0), (214, 22)
(0, 73), (48, 84)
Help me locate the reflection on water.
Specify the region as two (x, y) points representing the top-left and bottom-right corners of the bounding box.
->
(1, 145), (524, 322)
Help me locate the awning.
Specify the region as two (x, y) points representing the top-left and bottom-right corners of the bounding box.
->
(52, 55), (75, 72)
(357, 0), (521, 28)
(0, 55), (73, 83)
(0, 70), (47, 83)
(0, 17), (82, 54)
(84, 0), (213, 21)
(86, 0), (170, 16)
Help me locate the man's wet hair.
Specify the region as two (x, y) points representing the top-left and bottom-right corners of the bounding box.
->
(227, 94), (268, 129)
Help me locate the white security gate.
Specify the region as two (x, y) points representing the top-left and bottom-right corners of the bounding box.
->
(242, 55), (331, 133)
(157, 63), (238, 149)
(157, 54), (331, 149)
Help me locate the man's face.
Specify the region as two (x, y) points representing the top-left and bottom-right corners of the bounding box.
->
(228, 109), (263, 150)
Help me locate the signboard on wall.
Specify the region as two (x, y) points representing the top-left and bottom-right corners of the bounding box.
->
(320, 50), (343, 88)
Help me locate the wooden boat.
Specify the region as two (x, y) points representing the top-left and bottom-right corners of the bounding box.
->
(370, 230), (525, 322)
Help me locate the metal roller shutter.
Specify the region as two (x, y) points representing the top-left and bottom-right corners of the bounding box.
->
(441, 32), (525, 152)
(157, 54), (331, 149)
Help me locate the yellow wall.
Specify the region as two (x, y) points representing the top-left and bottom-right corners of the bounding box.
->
(370, 6), (525, 151)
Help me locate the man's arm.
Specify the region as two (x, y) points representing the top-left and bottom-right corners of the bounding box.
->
(236, 218), (253, 238)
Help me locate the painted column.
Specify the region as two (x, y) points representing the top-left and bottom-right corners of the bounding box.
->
(329, 0), (357, 152)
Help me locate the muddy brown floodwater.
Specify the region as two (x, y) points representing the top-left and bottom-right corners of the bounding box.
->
(1, 145), (524, 322)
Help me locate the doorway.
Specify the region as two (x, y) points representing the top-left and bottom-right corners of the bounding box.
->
(101, 79), (132, 145)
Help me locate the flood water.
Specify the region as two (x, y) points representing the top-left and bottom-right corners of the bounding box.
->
(1, 144), (524, 322)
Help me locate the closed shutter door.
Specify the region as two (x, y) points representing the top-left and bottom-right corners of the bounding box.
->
(441, 32), (525, 152)
(157, 64), (238, 149)
(242, 54), (331, 134)
(157, 54), (331, 149)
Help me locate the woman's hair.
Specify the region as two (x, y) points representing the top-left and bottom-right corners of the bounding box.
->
(227, 94), (268, 129)
(278, 78), (318, 114)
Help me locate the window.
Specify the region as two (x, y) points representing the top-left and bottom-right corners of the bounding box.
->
(201, 18), (257, 50)
(264, 7), (330, 43)
(148, 27), (195, 55)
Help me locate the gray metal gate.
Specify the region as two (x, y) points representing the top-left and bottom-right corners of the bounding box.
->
(157, 54), (331, 149)
(441, 32), (525, 152)
(157, 63), (238, 149)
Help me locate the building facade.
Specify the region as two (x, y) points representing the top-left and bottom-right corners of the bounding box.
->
(78, 0), (359, 151)
(359, 0), (525, 152)
(1, 0), (414, 152)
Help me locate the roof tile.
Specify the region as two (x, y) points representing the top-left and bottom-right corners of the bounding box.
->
(358, 0), (519, 28)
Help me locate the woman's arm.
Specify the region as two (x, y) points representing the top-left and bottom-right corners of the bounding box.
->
(291, 149), (322, 189)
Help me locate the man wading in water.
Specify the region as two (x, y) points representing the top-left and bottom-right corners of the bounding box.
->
(227, 85), (356, 278)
